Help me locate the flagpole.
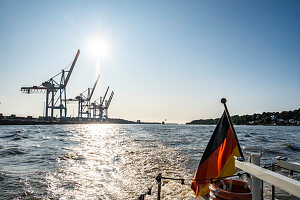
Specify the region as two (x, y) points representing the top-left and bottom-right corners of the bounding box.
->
(221, 98), (244, 159)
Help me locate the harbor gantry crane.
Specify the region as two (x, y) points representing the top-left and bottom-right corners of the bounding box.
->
(103, 91), (114, 120)
(72, 74), (100, 119)
(20, 49), (80, 120)
(91, 86), (109, 120)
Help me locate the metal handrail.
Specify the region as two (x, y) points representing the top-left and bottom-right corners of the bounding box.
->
(276, 156), (300, 173)
(235, 157), (300, 199)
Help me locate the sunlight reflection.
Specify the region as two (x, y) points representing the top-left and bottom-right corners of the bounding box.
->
(45, 125), (193, 199)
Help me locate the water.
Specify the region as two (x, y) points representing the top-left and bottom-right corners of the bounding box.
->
(0, 124), (299, 199)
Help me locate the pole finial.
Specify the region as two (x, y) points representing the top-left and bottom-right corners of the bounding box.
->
(221, 98), (227, 104)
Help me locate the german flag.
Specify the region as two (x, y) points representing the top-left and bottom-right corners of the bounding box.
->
(191, 110), (244, 196)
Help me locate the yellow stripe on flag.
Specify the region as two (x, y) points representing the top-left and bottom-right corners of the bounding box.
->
(195, 146), (241, 196)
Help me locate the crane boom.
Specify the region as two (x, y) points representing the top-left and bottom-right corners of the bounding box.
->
(63, 49), (80, 88)
(88, 74), (100, 101)
(20, 86), (47, 93)
(100, 86), (109, 105)
(105, 91), (114, 109)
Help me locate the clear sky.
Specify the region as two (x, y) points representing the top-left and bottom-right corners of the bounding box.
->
(0, 0), (299, 124)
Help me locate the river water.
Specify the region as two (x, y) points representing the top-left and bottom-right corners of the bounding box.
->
(0, 124), (299, 199)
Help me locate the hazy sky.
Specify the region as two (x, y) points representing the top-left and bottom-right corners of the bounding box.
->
(0, 0), (299, 123)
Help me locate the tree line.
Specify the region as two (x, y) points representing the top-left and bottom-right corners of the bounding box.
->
(186, 108), (300, 126)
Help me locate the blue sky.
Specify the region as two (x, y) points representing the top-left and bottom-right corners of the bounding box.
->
(0, 0), (299, 123)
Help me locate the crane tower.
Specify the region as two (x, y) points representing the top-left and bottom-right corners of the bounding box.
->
(21, 50), (80, 120)
(91, 86), (114, 121)
(68, 74), (100, 119)
(91, 86), (109, 120)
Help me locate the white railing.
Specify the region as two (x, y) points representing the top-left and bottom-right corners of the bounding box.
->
(235, 157), (300, 199)
(276, 156), (300, 173)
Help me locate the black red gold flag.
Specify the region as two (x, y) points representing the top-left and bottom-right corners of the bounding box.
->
(191, 111), (244, 196)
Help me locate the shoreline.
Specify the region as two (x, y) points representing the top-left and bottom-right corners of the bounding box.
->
(0, 116), (160, 126)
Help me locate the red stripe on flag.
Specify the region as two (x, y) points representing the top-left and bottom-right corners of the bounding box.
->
(217, 127), (237, 173)
(191, 127), (239, 196)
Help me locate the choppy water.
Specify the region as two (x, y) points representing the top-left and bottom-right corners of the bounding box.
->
(0, 124), (299, 199)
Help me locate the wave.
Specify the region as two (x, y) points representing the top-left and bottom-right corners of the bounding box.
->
(282, 142), (300, 151)
(0, 147), (26, 156)
(256, 136), (270, 142)
(0, 133), (17, 139)
(244, 133), (252, 137)
(290, 144), (300, 151)
(0, 131), (29, 140)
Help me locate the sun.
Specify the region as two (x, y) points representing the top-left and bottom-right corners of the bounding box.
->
(85, 35), (112, 61)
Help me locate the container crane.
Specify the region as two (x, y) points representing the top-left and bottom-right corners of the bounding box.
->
(74, 74), (100, 119)
(92, 86), (110, 120)
(20, 49), (80, 120)
(103, 91), (114, 120)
